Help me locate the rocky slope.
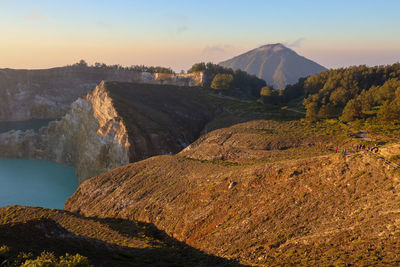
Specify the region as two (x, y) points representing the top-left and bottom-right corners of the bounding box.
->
(66, 120), (400, 266)
(0, 206), (238, 266)
(0, 66), (203, 122)
(219, 43), (327, 89)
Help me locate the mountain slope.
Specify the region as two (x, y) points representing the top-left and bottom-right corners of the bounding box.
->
(66, 119), (400, 265)
(219, 43), (327, 89)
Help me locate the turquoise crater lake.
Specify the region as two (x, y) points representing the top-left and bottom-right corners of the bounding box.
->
(0, 158), (78, 209)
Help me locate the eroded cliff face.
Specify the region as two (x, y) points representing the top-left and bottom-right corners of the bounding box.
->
(0, 81), (213, 183)
(0, 82), (130, 183)
(0, 67), (204, 122)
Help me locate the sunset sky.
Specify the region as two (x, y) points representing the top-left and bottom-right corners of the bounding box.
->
(1, 0), (399, 71)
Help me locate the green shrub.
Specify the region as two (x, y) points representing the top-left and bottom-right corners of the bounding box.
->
(21, 251), (92, 267)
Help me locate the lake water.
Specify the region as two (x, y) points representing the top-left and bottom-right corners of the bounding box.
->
(0, 158), (77, 209)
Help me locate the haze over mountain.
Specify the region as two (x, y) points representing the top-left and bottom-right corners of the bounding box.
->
(219, 43), (328, 89)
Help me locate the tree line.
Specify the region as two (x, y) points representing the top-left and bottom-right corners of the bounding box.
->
(69, 59), (174, 74)
(281, 63), (400, 122)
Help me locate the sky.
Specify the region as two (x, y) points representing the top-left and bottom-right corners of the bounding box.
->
(0, 0), (399, 71)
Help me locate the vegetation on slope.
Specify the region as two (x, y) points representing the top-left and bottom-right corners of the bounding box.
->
(0, 246), (91, 267)
(282, 63), (400, 128)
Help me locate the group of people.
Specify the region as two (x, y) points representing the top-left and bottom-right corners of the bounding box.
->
(333, 144), (379, 154)
(355, 144), (379, 153)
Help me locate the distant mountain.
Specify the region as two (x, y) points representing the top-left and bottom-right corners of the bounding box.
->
(219, 43), (327, 89)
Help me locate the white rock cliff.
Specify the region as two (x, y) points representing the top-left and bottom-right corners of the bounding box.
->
(0, 82), (130, 183)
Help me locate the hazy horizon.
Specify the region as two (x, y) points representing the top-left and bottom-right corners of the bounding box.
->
(1, 0), (399, 71)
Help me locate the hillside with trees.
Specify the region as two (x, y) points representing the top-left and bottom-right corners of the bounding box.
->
(282, 63), (400, 126)
(188, 62), (266, 98)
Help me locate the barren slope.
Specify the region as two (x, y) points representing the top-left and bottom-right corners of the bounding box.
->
(66, 120), (400, 265)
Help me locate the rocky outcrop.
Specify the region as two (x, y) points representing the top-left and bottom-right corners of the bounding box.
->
(0, 82), (130, 183)
(0, 66), (204, 122)
(0, 81), (212, 183)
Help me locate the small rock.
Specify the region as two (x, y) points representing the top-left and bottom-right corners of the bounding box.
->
(228, 181), (237, 189)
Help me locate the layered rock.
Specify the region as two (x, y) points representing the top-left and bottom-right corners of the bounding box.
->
(0, 66), (204, 122)
(0, 81), (212, 183)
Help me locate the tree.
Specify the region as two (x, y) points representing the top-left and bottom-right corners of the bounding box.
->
(260, 86), (274, 97)
(329, 87), (348, 106)
(233, 69), (266, 97)
(211, 74), (234, 90)
(340, 99), (363, 122)
(317, 103), (337, 119)
(260, 86), (279, 104)
(187, 62), (207, 73)
(77, 59), (88, 67)
(305, 101), (318, 122)
(377, 99), (400, 121)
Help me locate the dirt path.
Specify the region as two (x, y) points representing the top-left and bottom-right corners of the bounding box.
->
(364, 150), (400, 169)
(285, 108), (306, 115)
(207, 93), (252, 103)
(335, 122), (400, 170)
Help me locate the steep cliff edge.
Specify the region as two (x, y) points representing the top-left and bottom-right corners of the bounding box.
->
(0, 66), (203, 122)
(0, 82), (213, 183)
(66, 120), (400, 265)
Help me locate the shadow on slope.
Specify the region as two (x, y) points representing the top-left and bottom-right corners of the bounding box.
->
(0, 206), (243, 266)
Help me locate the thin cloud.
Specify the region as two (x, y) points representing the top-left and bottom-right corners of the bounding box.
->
(285, 38), (306, 48)
(94, 21), (113, 30)
(202, 44), (233, 55)
(162, 13), (189, 34)
(177, 25), (188, 34)
(25, 10), (45, 21)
